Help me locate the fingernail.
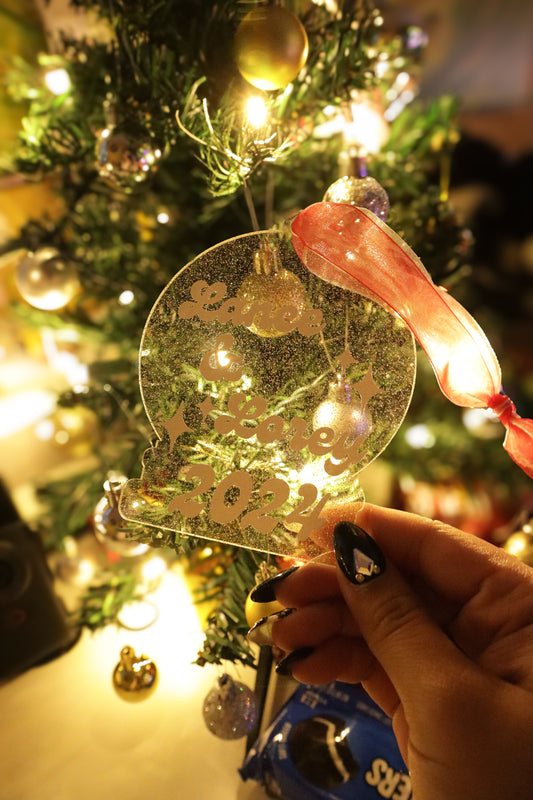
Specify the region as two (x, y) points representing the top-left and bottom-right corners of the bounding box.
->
(333, 521), (386, 585)
(275, 646), (314, 677)
(247, 608), (295, 646)
(250, 566), (299, 602)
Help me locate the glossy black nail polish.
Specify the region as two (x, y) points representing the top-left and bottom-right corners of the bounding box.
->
(250, 566), (299, 602)
(275, 646), (314, 677)
(333, 521), (386, 585)
(247, 608), (295, 646)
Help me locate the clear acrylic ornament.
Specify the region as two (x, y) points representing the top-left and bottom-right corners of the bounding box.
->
(120, 230), (416, 560)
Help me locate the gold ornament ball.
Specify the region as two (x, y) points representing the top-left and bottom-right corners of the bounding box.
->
(237, 260), (307, 338)
(235, 6), (309, 91)
(47, 406), (99, 457)
(323, 176), (390, 222)
(503, 530), (533, 566)
(112, 646), (158, 701)
(15, 247), (79, 310)
(245, 588), (284, 629)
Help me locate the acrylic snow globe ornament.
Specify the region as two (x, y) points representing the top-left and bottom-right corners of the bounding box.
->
(119, 230), (416, 560)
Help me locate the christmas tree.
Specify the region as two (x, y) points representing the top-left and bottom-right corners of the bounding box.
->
(2, 0), (532, 670)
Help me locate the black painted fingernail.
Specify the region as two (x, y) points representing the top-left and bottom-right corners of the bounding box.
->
(333, 521), (386, 585)
(250, 566), (299, 602)
(247, 608), (295, 646)
(275, 646), (314, 677)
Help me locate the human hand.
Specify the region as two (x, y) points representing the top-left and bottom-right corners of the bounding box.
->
(248, 503), (533, 800)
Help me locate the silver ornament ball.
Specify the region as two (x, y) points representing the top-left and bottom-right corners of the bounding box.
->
(323, 175), (390, 221)
(313, 381), (373, 442)
(94, 477), (149, 557)
(202, 673), (257, 739)
(15, 247), (79, 310)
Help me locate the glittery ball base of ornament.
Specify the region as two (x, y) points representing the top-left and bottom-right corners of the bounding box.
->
(237, 264), (307, 337)
(234, 6), (308, 91)
(323, 176), (390, 221)
(119, 230), (415, 560)
(15, 247), (79, 310)
(202, 674), (257, 739)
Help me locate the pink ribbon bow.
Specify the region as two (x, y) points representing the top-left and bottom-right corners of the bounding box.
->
(291, 202), (533, 479)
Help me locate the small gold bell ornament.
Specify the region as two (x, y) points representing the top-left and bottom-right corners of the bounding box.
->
(112, 645), (158, 701)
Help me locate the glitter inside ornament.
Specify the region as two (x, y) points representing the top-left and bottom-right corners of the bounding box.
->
(235, 6), (308, 91)
(120, 230), (416, 560)
(323, 176), (390, 221)
(15, 247), (79, 310)
(202, 673), (257, 739)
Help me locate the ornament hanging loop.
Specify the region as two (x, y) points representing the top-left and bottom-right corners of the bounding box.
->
(253, 243), (279, 276)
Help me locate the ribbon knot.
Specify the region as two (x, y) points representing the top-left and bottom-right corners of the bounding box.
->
(487, 394), (516, 428)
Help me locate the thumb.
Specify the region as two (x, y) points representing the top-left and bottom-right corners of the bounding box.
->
(334, 520), (464, 700)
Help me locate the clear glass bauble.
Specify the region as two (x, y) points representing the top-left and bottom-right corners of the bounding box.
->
(94, 478), (149, 557)
(312, 380), (373, 440)
(15, 247), (79, 310)
(97, 125), (162, 191)
(323, 176), (390, 221)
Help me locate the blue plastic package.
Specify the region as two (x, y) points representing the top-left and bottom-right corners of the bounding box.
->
(240, 682), (411, 799)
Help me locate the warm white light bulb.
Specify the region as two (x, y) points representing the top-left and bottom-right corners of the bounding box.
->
(346, 100), (389, 154)
(405, 424), (436, 449)
(246, 96), (268, 128)
(45, 68), (71, 95)
(142, 556), (167, 583)
(217, 349), (230, 367)
(119, 290), (135, 305)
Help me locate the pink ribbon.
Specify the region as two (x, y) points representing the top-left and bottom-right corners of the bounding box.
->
(292, 202), (533, 479)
